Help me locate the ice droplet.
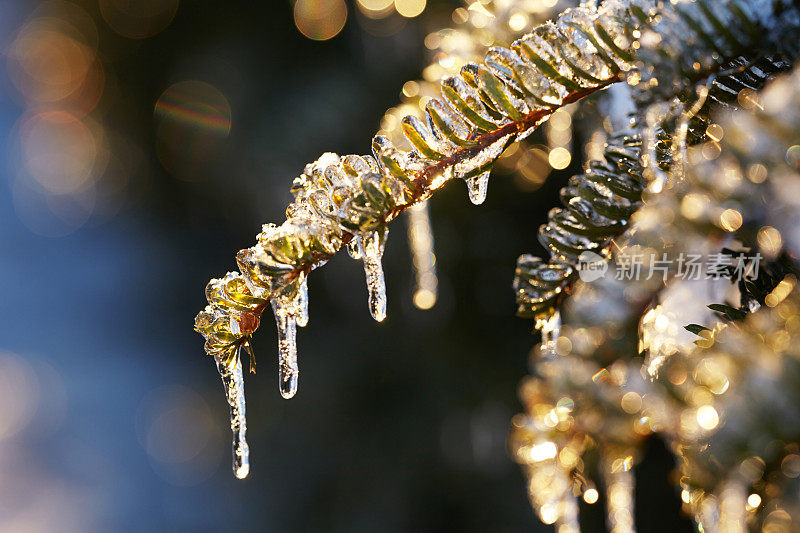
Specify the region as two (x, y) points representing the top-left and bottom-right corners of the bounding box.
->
(216, 349), (250, 479)
(465, 171), (490, 205)
(346, 239), (362, 260)
(358, 229), (388, 322)
(271, 299), (299, 399)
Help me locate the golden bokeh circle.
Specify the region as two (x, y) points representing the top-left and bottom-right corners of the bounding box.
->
(294, 0), (348, 41)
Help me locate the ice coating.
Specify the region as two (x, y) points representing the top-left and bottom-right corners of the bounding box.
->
(296, 276), (309, 328)
(216, 350), (250, 479)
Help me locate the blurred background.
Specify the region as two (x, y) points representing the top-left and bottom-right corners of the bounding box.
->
(0, 0), (689, 531)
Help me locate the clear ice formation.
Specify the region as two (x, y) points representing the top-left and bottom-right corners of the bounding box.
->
(358, 229), (388, 322)
(296, 276), (309, 328)
(217, 349), (250, 479)
(465, 171), (490, 205)
(272, 297), (299, 399)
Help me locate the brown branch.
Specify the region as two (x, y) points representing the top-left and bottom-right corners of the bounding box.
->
(287, 76), (623, 283)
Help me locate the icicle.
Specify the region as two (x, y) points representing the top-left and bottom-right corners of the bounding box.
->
(271, 299), (299, 399)
(465, 171), (490, 205)
(358, 229), (388, 322)
(296, 275), (309, 328)
(603, 455), (636, 533)
(406, 201), (438, 310)
(216, 348), (250, 479)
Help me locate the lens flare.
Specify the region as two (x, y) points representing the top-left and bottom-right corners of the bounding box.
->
(154, 80), (232, 179)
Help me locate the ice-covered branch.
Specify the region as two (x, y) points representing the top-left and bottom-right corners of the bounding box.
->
(194, 0), (799, 481)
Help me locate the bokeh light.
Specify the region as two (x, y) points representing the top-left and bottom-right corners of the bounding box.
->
(0, 352), (40, 441)
(136, 386), (222, 486)
(21, 111), (97, 194)
(154, 80), (232, 179)
(3, 2), (122, 237)
(395, 0), (426, 18)
(294, 0), (348, 41)
(548, 146), (571, 170)
(8, 25), (93, 104)
(0, 352), (79, 532)
(356, 0), (394, 19)
(99, 0), (180, 39)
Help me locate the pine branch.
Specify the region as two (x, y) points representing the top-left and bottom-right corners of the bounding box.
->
(511, 62), (800, 531)
(194, 0), (800, 485)
(514, 53), (794, 324)
(195, 2), (647, 369)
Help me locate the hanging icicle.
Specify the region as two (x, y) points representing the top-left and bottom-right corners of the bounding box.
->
(216, 348), (250, 479)
(271, 298), (299, 399)
(406, 201), (438, 310)
(465, 170), (490, 205)
(358, 228), (388, 322)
